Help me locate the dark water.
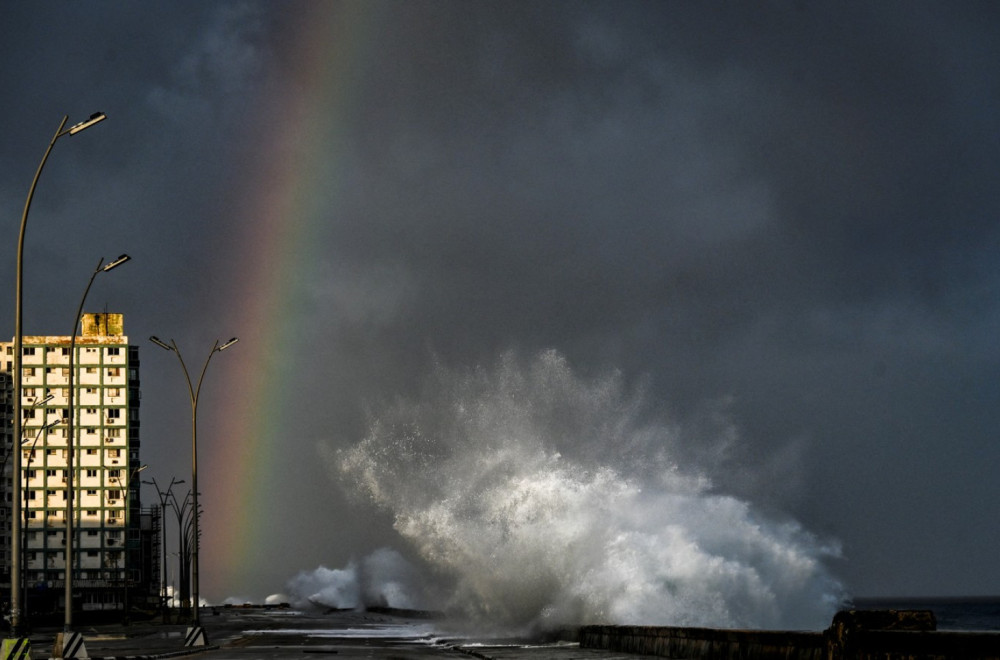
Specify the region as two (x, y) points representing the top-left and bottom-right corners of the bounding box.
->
(850, 597), (1000, 632)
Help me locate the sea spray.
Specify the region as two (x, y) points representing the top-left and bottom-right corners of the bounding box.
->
(286, 547), (426, 611)
(336, 349), (845, 631)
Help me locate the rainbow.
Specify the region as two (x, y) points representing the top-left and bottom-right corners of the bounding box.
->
(204, 4), (383, 599)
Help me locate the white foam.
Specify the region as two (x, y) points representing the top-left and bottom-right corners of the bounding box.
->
(335, 350), (844, 631)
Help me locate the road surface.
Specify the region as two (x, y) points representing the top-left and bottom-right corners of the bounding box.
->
(22, 607), (659, 659)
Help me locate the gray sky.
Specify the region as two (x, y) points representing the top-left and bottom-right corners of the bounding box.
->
(2, 1), (999, 616)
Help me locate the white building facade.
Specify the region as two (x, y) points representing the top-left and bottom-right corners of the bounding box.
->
(1, 313), (156, 616)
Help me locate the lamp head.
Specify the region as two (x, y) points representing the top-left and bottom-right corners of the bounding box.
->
(218, 337), (239, 351)
(103, 254), (131, 271)
(149, 336), (173, 351)
(68, 112), (107, 135)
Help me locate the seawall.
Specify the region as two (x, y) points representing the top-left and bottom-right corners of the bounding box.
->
(579, 609), (1000, 659)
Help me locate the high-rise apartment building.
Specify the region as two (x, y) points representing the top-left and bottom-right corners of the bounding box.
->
(0, 313), (157, 617)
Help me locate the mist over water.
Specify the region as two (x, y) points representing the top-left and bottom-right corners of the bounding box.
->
(285, 547), (427, 611)
(335, 350), (845, 631)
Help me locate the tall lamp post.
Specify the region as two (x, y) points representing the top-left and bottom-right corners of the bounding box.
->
(148, 336), (238, 624)
(12, 112), (106, 636)
(110, 465), (146, 623)
(65, 254), (130, 631)
(22, 418), (65, 628)
(141, 476), (184, 621)
(167, 489), (193, 614)
(0, 394), (53, 477)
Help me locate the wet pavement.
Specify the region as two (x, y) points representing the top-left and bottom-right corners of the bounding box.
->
(15, 607), (660, 660)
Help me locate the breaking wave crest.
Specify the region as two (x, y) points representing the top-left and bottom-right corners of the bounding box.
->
(337, 350), (844, 631)
(286, 548), (426, 611)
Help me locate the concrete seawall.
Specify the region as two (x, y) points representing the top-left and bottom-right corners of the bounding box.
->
(579, 609), (1000, 659)
(580, 625), (824, 659)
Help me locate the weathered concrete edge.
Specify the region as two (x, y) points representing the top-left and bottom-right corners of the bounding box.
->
(60, 645), (220, 660)
(579, 609), (1000, 660)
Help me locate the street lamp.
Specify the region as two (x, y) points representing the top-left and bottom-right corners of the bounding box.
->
(12, 112), (105, 635)
(166, 489), (194, 613)
(148, 336), (237, 624)
(64, 254), (130, 631)
(0, 395), (53, 477)
(141, 476), (184, 621)
(22, 418), (65, 627)
(110, 465), (146, 623)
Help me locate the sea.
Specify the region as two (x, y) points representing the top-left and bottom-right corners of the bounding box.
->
(850, 597), (1000, 632)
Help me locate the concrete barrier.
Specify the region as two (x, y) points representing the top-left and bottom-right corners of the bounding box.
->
(579, 609), (1000, 659)
(580, 624), (824, 659)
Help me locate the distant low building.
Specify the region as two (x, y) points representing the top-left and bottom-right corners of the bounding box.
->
(0, 313), (158, 619)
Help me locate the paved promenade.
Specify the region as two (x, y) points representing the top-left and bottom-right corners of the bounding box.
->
(16, 607), (659, 660)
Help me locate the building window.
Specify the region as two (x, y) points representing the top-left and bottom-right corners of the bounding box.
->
(23, 348), (35, 356)
(107, 348), (120, 356)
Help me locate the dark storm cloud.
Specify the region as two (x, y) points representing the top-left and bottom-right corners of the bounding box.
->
(2, 1), (999, 601)
(289, 1), (1000, 597)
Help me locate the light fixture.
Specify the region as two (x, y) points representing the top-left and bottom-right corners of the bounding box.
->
(33, 393), (55, 407)
(21, 419), (63, 445)
(102, 254), (131, 271)
(218, 338), (239, 351)
(149, 336), (172, 351)
(67, 112), (107, 136)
